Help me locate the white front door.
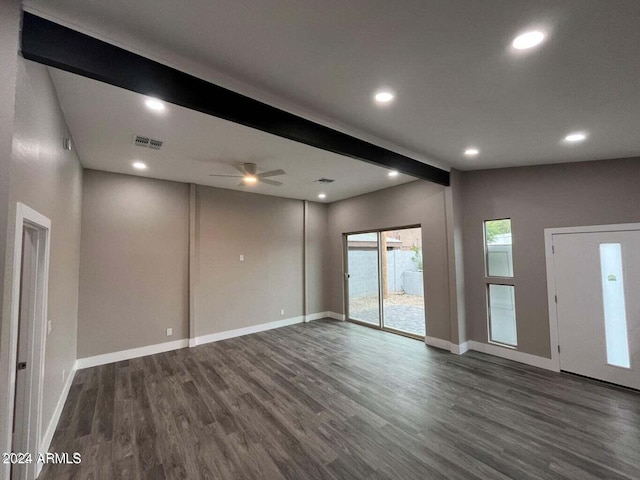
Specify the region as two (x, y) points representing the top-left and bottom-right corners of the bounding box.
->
(553, 230), (640, 390)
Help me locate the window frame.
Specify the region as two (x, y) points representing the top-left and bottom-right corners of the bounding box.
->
(483, 218), (518, 348)
(483, 218), (514, 279)
(486, 283), (518, 347)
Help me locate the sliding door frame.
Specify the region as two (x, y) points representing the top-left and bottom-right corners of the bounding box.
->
(343, 224), (424, 340)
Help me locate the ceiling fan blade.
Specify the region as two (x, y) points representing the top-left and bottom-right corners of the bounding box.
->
(258, 169), (286, 178)
(260, 178), (282, 186)
(209, 174), (243, 177)
(233, 164), (248, 175)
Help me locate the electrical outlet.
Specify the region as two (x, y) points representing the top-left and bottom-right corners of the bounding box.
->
(47, 320), (52, 335)
(240, 254), (244, 262)
(166, 328), (173, 336)
(280, 309), (285, 316)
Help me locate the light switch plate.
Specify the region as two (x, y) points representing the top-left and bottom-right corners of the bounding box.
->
(166, 328), (173, 336)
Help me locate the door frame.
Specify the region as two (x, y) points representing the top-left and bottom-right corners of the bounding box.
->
(343, 224), (425, 340)
(2, 203), (51, 480)
(544, 222), (640, 374)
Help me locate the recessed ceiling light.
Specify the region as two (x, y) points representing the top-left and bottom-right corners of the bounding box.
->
(132, 161), (147, 170)
(512, 30), (546, 50)
(243, 176), (258, 184)
(144, 98), (165, 111)
(564, 131), (588, 143)
(388, 170), (399, 177)
(318, 193), (327, 199)
(374, 90), (395, 104)
(464, 148), (480, 156)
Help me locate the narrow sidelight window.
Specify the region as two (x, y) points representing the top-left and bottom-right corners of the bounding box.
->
(599, 243), (631, 368)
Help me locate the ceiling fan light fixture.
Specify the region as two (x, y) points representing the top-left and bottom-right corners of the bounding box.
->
(243, 175), (258, 184)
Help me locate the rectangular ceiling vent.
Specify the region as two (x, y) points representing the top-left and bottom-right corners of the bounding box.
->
(148, 139), (163, 150)
(133, 135), (149, 147)
(317, 178), (335, 183)
(133, 135), (163, 150)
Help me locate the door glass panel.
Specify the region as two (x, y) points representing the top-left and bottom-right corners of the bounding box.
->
(599, 243), (630, 368)
(380, 228), (425, 337)
(347, 233), (380, 326)
(488, 284), (517, 346)
(484, 219), (513, 277)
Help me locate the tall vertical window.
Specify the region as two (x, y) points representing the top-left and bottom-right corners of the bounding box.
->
(488, 284), (517, 346)
(599, 243), (630, 368)
(484, 219), (517, 346)
(484, 219), (513, 277)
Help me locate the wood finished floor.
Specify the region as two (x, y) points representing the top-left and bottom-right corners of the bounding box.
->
(40, 320), (640, 480)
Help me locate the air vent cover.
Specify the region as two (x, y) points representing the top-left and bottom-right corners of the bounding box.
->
(133, 134), (163, 150)
(317, 178), (335, 183)
(134, 135), (149, 147)
(149, 139), (163, 150)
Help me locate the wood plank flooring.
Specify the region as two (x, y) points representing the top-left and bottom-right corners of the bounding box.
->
(39, 320), (640, 480)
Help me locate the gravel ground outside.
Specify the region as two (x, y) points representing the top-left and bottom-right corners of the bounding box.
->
(349, 293), (426, 336)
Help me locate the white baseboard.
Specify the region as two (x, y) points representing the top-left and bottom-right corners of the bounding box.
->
(327, 311), (345, 321)
(38, 359), (78, 475)
(425, 336), (452, 351)
(305, 312), (331, 322)
(451, 341), (469, 355)
(76, 339), (189, 369)
(421, 336), (552, 371)
(468, 340), (557, 371)
(193, 315), (305, 346)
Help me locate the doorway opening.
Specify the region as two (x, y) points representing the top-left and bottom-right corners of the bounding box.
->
(344, 226), (426, 339)
(3, 203), (51, 480)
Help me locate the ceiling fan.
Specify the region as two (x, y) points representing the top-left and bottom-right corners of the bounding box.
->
(209, 162), (285, 187)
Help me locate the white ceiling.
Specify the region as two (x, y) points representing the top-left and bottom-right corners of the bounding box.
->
(27, 0), (640, 171)
(49, 68), (415, 202)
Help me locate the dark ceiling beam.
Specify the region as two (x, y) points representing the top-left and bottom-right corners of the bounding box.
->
(21, 12), (450, 186)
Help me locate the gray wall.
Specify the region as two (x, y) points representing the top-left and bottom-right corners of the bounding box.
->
(446, 169), (467, 345)
(327, 180), (451, 341)
(0, 1), (23, 452)
(0, 1), (20, 345)
(305, 201), (330, 315)
(1, 59), (83, 444)
(78, 170), (189, 357)
(194, 186), (305, 335)
(459, 157), (640, 358)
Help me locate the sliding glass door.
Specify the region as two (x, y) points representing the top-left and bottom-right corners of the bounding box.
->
(346, 233), (381, 326)
(345, 227), (425, 338)
(380, 228), (426, 337)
